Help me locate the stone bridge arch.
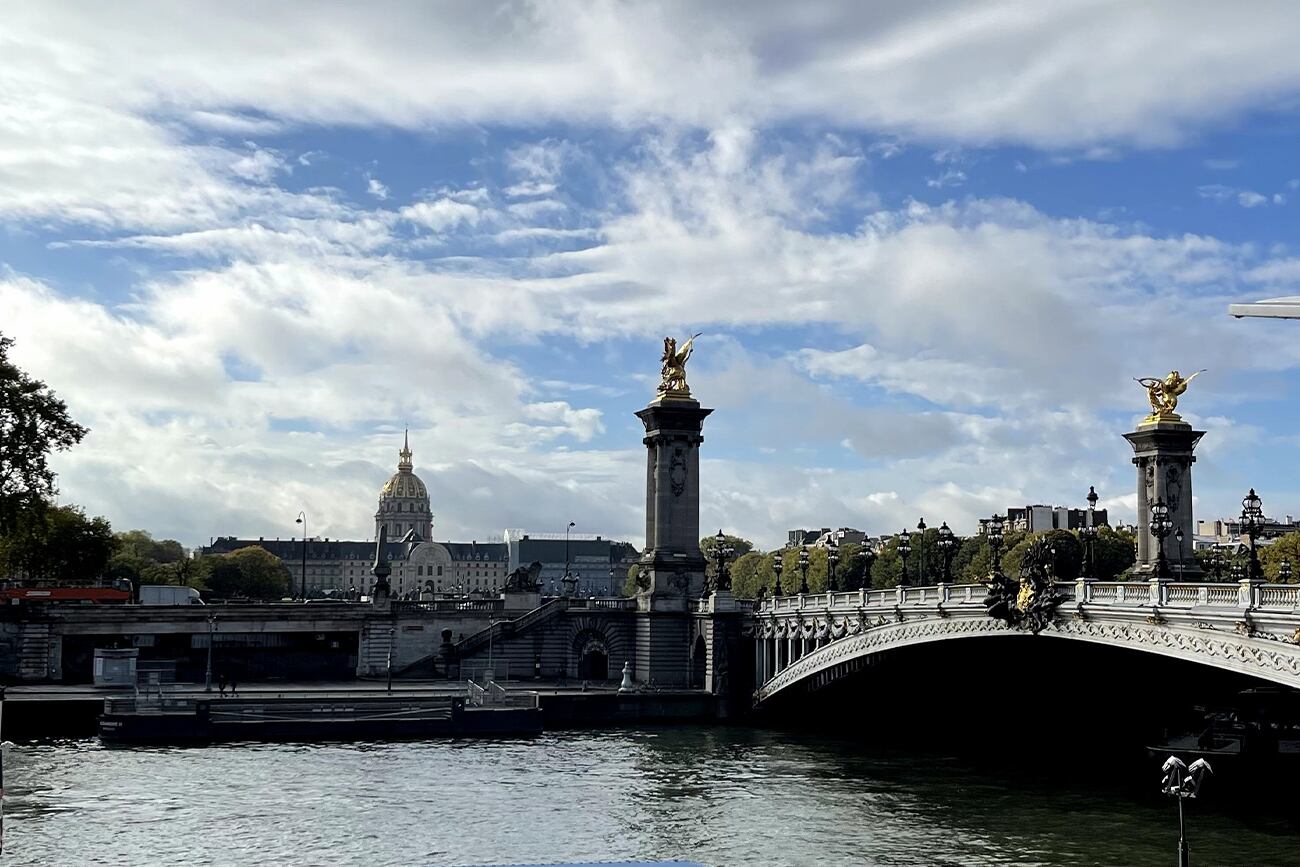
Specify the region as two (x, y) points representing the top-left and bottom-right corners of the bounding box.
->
(753, 583), (1300, 708)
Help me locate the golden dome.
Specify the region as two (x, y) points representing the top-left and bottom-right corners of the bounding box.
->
(378, 430), (429, 500)
(380, 470), (428, 500)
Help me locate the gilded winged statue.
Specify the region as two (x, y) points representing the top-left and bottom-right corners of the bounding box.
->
(658, 333), (701, 397)
(1136, 369), (1204, 421)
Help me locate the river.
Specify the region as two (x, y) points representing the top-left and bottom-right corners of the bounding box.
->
(4, 727), (1297, 866)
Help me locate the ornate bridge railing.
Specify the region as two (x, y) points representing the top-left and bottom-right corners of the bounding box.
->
(752, 580), (1300, 704)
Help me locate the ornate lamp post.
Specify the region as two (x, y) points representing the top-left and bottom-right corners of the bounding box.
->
(295, 511), (308, 599)
(916, 517), (927, 584)
(1281, 560), (1294, 583)
(712, 529), (735, 592)
(1210, 549), (1228, 581)
(987, 515), (1005, 578)
(1230, 561), (1245, 582)
(827, 539), (840, 592)
(797, 545), (811, 595)
(897, 530), (912, 587)
(1151, 498), (1173, 581)
(1241, 488), (1265, 582)
(937, 522), (956, 583)
(773, 556), (784, 597)
(1174, 527), (1186, 581)
(1081, 485), (1100, 580)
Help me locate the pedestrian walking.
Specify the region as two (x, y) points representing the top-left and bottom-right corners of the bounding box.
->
(218, 673), (227, 697)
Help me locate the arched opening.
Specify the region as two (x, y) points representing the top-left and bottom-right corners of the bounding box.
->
(691, 635), (707, 689)
(573, 630), (610, 680)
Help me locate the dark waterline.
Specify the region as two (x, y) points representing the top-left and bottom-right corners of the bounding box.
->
(4, 727), (1298, 866)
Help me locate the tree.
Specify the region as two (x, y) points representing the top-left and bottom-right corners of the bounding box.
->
(1260, 531), (1300, 582)
(1002, 529), (1083, 581)
(1091, 526), (1136, 581)
(0, 334), (88, 533)
(954, 530), (1028, 584)
(107, 529), (189, 585)
(0, 504), (117, 582)
(201, 546), (291, 600)
(729, 551), (767, 598)
(837, 542), (874, 590)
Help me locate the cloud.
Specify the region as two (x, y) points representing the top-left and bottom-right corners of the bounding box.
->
(399, 198), (483, 232)
(7, 2), (1300, 157)
(366, 177), (390, 200)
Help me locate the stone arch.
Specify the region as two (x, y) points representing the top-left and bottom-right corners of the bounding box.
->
(691, 634), (707, 689)
(573, 628), (610, 681)
(755, 614), (1300, 708)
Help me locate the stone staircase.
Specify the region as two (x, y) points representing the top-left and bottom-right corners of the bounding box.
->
(358, 625), (394, 677)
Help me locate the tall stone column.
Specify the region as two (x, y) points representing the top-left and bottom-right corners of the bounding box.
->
(1123, 421), (1204, 579)
(633, 391), (713, 687)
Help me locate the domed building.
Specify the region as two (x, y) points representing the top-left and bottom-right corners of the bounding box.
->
(375, 431), (432, 542)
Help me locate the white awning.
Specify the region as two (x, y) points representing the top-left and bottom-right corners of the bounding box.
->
(1228, 296), (1300, 319)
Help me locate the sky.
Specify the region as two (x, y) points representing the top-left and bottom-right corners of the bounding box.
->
(3, 1), (1300, 551)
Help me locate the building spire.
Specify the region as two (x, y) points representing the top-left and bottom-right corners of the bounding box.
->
(398, 427), (413, 471)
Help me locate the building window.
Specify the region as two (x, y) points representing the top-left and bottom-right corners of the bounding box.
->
(437, 566), (443, 576)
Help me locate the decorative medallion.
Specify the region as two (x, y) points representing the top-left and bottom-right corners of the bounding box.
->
(983, 537), (1064, 634)
(669, 448), (687, 496)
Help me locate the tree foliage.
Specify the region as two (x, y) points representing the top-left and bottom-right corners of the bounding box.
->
(107, 529), (190, 585)
(201, 546), (291, 600)
(0, 334), (88, 533)
(1260, 531), (1300, 582)
(0, 504), (117, 582)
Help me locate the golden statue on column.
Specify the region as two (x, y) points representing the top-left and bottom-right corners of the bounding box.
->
(1136, 369), (1204, 425)
(657, 333), (701, 399)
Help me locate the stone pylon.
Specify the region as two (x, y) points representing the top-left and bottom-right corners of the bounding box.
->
(632, 390), (713, 687)
(1124, 420), (1204, 579)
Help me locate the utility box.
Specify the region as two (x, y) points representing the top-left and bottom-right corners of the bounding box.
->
(94, 648), (139, 687)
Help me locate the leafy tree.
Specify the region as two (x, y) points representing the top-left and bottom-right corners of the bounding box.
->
(0, 504), (117, 582)
(1091, 526), (1136, 581)
(201, 546), (291, 600)
(1260, 531), (1300, 582)
(0, 334), (88, 533)
(108, 529), (189, 585)
(1003, 529), (1083, 581)
(729, 551), (767, 598)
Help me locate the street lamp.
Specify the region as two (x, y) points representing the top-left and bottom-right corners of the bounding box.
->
(204, 613), (216, 692)
(713, 529), (735, 592)
(827, 539), (840, 592)
(1161, 755), (1212, 867)
(295, 511), (308, 598)
(1281, 560), (1294, 583)
(797, 545), (810, 595)
(1210, 548), (1228, 581)
(936, 522), (956, 583)
(987, 515), (1005, 578)
(1241, 488), (1265, 582)
(1174, 527), (1186, 581)
(1151, 498), (1173, 581)
(897, 530), (912, 587)
(773, 556), (784, 597)
(916, 518), (927, 584)
(1081, 486), (1100, 581)
(564, 520), (576, 588)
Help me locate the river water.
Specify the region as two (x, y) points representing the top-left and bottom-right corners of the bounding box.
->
(4, 727), (1297, 866)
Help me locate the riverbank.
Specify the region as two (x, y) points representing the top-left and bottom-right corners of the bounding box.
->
(2, 680), (724, 740)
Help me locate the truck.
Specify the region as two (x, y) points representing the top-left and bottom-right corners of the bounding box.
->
(139, 585), (204, 605)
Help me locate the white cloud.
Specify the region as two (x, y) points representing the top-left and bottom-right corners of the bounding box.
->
(399, 198), (483, 232)
(366, 177), (389, 200)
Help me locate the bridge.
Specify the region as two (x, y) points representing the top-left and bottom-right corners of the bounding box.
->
(752, 579), (1300, 707)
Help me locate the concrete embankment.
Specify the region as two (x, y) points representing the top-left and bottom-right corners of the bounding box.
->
(2, 682), (725, 739)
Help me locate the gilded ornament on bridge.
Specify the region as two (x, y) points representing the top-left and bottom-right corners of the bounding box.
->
(1135, 370), (1204, 426)
(657, 333), (701, 399)
(984, 538), (1064, 634)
